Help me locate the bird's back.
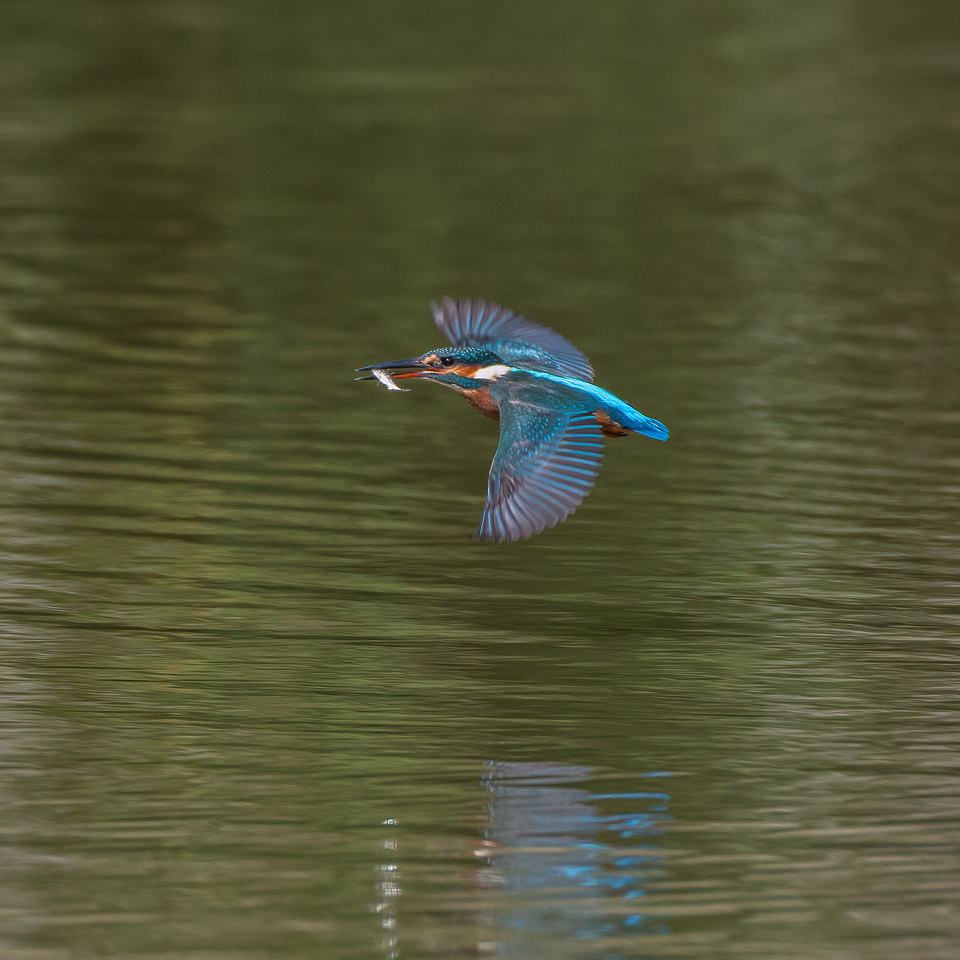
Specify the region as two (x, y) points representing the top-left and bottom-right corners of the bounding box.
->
(488, 368), (668, 441)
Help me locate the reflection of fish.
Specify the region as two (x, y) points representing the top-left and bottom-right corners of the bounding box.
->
(371, 368), (409, 391)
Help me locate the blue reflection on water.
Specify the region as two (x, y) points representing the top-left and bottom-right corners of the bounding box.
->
(479, 762), (671, 955)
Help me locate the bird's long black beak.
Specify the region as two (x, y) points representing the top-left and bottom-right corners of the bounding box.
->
(354, 358), (427, 381)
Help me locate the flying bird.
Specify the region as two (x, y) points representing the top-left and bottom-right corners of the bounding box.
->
(356, 298), (668, 543)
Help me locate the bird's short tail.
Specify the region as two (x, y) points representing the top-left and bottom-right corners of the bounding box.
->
(634, 416), (668, 440)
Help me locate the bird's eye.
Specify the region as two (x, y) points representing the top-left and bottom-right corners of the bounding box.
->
(440, 356), (456, 367)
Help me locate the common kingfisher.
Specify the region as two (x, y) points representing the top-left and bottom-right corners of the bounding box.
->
(357, 298), (668, 543)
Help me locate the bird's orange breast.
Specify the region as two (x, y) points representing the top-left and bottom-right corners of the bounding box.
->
(461, 386), (500, 420)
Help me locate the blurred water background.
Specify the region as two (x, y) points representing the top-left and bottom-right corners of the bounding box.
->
(2, 2), (960, 958)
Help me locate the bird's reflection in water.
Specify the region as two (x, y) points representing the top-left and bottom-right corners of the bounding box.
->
(477, 762), (671, 955)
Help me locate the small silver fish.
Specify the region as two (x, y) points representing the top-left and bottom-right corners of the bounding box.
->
(372, 368), (410, 391)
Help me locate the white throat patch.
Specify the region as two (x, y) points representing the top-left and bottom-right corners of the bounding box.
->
(472, 363), (511, 380)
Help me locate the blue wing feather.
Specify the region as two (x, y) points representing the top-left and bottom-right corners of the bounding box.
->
(432, 297), (595, 382)
(478, 407), (605, 543)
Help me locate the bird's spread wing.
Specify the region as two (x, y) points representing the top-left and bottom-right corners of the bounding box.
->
(432, 297), (594, 382)
(478, 405), (605, 543)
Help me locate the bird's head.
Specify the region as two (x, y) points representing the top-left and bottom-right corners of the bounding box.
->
(356, 346), (510, 389)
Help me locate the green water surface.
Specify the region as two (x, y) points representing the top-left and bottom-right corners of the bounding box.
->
(1, 2), (959, 958)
